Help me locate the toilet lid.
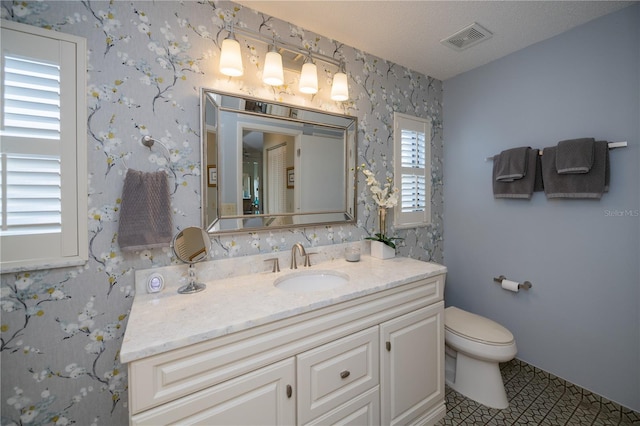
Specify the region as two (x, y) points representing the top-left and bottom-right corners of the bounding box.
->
(445, 306), (514, 345)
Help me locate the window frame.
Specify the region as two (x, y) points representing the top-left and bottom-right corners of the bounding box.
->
(1, 19), (87, 273)
(393, 112), (431, 229)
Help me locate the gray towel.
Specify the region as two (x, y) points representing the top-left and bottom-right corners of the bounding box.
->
(118, 169), (173, 251)
(541, 140), (609, 199)
(493, 148), (538, 199)
(494, 147), (530, 181)
(556, 138), (595, 174)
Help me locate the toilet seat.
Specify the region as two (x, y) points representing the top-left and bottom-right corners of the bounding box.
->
(445, 306), (514, 346)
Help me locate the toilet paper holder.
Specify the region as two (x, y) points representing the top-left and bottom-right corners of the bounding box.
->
(493, 275), (532, 290)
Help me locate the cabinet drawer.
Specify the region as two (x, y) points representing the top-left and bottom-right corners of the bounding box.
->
(297, 326), (379, 424)
(304, 386), (380, 426)
(131, 358), (296, 426)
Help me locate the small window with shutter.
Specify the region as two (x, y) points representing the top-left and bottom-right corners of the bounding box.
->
(393, 112), (431, 228)
(1, 20), (87, 272)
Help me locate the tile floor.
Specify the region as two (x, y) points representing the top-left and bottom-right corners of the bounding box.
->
(437, 359), (640, 425)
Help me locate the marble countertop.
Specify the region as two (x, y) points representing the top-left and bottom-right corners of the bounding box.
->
(120, 247), (446, 364)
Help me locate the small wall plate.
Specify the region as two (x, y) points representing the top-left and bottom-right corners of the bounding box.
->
(146, 273), (165, 293)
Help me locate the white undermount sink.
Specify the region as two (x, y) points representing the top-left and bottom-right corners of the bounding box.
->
(274, 270), (349, 293)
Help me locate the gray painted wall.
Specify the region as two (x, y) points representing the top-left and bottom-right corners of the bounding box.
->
(443, 4), (639, 411)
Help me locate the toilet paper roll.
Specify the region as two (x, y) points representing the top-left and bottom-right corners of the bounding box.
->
(501, 279), (520, 292)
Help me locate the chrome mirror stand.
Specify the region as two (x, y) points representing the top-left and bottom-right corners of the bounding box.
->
(178, 263), (206, 294)
(173, 226), (211, 294)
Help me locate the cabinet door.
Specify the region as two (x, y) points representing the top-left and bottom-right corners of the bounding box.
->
(380, 302), (444, 426)
(131, 358), (296, 426)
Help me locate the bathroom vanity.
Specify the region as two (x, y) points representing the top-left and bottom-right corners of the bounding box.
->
(121, 247), (446, 425)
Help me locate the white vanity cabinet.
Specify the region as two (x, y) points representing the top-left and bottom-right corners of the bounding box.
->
(126, 269), (446, 426)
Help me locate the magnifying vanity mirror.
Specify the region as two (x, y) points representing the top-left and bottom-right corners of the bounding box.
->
(201, 89), (357, 234)
(172, 226), (211, 294)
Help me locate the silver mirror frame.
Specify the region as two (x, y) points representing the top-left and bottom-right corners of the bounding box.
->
(200, 88), (358, 235)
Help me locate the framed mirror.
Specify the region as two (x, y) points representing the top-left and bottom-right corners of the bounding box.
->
(201, 89), (357, 234)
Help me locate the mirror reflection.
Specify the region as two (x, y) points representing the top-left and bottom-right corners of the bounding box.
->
(174, 226), (210, 263)
(201, 89), (357, 234)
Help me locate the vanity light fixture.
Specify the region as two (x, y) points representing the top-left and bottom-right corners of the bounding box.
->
(299, 55), (318, 94)
(219, 24), (243, 77)
(331, 61), (349, 101)
(262, 42), (284, 86)
(218, 25), (348, 100)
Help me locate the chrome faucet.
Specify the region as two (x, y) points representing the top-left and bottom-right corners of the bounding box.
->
(290, 243), (307, 269)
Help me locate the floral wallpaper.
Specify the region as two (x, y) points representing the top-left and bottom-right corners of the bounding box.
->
(0, 1), (443, 424)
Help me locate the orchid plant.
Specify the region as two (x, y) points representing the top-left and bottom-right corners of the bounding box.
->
(359, 165), (402, 248)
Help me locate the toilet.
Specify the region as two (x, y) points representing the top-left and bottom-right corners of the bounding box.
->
(444, 306), (517, 409)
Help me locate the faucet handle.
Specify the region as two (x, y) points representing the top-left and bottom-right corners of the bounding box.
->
(304, 253), (316, 267)
(265, 258), (280, 273)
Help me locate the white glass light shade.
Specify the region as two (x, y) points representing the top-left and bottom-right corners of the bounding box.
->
(299, 61), (318, 94)
(331, 71), (349, 101)
(219, 37), (243, 77)
(263, 50), (284, 86)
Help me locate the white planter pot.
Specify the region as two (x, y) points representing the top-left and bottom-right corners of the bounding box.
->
(370, 240), (395, 259)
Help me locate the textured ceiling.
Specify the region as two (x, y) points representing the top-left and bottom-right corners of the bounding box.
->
(235, 1), (634, 81)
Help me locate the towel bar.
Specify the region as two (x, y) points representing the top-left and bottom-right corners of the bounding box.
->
(120, 135), (172, 171)
(485, 141), (627, 161)
(493, 275), (532, 290)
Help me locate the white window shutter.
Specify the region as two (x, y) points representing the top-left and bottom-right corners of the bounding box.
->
(3, 55), (61, 139)
(0, 19), (87, 272)
(394, 112), (431, 228)
(3, 154), (62, 234)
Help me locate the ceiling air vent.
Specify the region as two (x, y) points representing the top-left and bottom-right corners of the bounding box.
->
(441, 22), (493, 52)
